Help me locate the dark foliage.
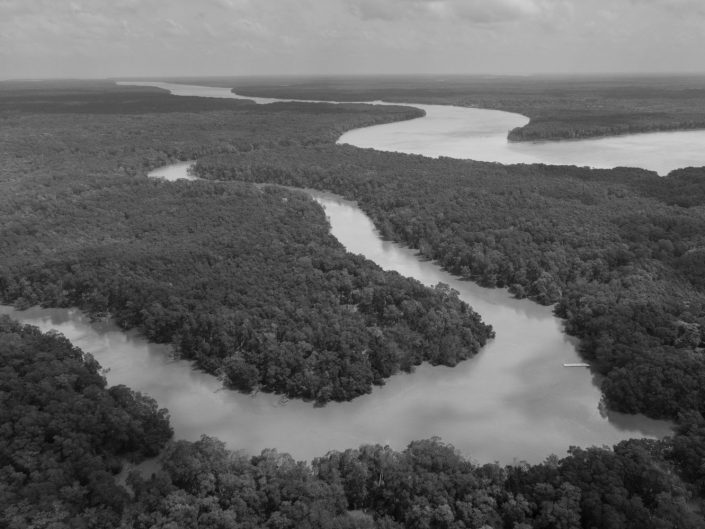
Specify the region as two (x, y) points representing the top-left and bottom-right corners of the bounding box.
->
(119, 436), (705, 529)
(194, 144), (705, 421)
(0, 316), (172, 528)
(124, 436), (356, 529)
(2, 320), (703, 528)
(3, 78), (705, 527)
(0, 177), (492, 403)
(629, 167), (705, 208)
(0, 83), (489, 404)
(0, 79), (420, 196)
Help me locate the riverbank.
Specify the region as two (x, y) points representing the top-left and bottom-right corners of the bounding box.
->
(4, 313), (700, 529)
(195, 139), (705, 422)
(120, 80), (705, 175)
(0, 158), (673, 463)
(227, 74), (705, 147)
(131, 79), (705, 422)
(4, 77), (705, 529)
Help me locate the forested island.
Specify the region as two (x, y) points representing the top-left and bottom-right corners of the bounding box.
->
(0, 82), (487, 404)
(3, 78), (705, 527)
(196, 146), (705, 422)
(225, 74), (705, 143)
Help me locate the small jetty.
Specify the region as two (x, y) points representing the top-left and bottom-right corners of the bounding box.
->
(563, 363), (590, 368)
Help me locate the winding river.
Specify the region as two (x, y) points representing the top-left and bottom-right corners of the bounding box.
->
(118, 81), (705, 175)
(3, 80), (685, 464)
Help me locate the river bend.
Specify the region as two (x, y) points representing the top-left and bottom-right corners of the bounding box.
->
(0, 163), (672, 464)
(2, 81), (681, 463)
(119, 81), (705, 175)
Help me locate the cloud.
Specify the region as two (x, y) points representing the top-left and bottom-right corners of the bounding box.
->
(1, 0), (703, 78)
(453, 0), (542, 22)
(349, 0), (546, 23)
(630, 0), (705, 15)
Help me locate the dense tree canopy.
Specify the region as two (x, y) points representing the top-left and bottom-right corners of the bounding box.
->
(0, 176), (492, 402)
(4, 321), (705, 528)
(0, 84), (489, 404)
(4, 79), (705, 526)
(120, 434), (705, 529)
(195, 144), (705, 421)
(0, 316), (172, 528)
(0, 80), (420, 194)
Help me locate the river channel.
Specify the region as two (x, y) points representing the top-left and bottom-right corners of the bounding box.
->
(1, 168), (672, 464)
(2, 81), (682, 464)
(119, 81), (705, 175)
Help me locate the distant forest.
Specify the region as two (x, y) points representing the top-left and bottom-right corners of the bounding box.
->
(2, 79), (705, 527)
(228, 74), (705, 142)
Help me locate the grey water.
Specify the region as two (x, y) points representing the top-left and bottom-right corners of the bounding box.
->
(119, 81), (705, 175)
(0, 159), (672, 464)
(5, 80), (684, 463)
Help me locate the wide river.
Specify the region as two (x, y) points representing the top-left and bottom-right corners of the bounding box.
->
(3, 81), (683, 464)
(119, 81), (705, 175)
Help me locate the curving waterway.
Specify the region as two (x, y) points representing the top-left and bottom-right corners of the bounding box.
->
(118, 81), (705, 175)
(3, 80), (683, 463)
(1, 158), (672, 464)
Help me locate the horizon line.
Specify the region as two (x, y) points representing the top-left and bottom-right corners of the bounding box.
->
(4, 71), (705, 83)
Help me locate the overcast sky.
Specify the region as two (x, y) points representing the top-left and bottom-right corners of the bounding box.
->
(1, 0), (704, 79)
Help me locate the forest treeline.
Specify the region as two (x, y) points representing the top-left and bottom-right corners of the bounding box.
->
(4, 317), (705, 527)
(194, 144), (705, 422)
(122, 432), (705, 529)
(507, 112), (705, 142)
(228, 74), (705, 142)
(0, 177), (492, 403)
(0, 80), (421, 189)
(1, 83), (484, 404)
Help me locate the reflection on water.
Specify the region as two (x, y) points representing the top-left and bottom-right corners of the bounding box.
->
(338, 104), (705, 176)
(16, 81), (685, 462)
(148, 161), (198, 181)
(0, 169), (673, 463)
